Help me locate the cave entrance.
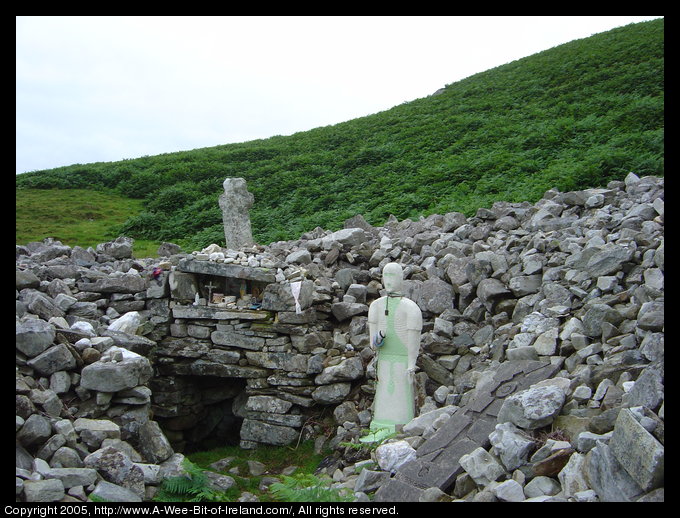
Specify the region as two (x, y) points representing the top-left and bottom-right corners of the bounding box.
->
(153, 375), (247, 454)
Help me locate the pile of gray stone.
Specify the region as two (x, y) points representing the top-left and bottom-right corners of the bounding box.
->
(16, 172), (663, 502)
(17, 236), (191, 502)
(316, 173), (664, 502)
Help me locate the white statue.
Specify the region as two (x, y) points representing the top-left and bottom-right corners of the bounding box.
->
(361, 262), (422, 443)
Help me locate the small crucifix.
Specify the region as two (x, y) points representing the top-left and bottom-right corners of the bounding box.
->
(204, 281), (218, 305)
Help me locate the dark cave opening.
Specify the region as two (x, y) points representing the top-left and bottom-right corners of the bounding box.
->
(152, 375), (247, 454)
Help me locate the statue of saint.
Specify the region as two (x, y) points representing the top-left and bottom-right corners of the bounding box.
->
(361, 262), (422, 443)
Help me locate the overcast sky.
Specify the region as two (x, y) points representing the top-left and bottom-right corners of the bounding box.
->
(16, 16), (662, 175)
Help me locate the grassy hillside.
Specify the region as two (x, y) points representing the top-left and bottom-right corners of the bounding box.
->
(16, 189), (161, 257)
(16, 19), (664, 251)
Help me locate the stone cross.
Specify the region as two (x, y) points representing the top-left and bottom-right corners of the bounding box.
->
(362, 262), (423, 443)
(218, 177), (255, 250)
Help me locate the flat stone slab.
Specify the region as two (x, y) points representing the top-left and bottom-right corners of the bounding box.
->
(172, 305), (272, 320)
(374, 360), (560, 501)
(177, 257), (276, 283)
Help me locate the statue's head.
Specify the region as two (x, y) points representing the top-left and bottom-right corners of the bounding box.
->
(382, 262), (404, 294)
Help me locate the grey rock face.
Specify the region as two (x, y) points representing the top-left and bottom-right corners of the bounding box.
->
(22, 479), (65, 502)
(136, 421), (174, 464)
(459, 447), (505, 486)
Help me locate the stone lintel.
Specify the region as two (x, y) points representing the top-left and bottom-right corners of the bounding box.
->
(172, 305), (271, 321)
(177, 258), (275, 283)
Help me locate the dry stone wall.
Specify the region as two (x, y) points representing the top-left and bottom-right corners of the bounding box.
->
(16, 173), (663, 502)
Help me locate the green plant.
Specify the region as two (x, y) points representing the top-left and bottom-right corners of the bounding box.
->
(155, 459), (228, 502)
(269, 473), (353, 502)
(340, 427), (396, 452)
(185, 439), (332, 502)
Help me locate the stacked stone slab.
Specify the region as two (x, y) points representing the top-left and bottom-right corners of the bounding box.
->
(16, 173), (663, 502)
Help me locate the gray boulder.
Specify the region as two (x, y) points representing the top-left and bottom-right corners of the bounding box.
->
(84, 446), (145, 497)
(584, 244), (634, 276)
(95, 236), (134, 259)
(489, 421), (535, 471)
(42, 467), (97, 488)
(331, 302), (368, 322)
(586, 442), (643, 502)
(17, 414), (52, 448)
(321, 228), (367, 249)
(16, 319), (56, 357)
(637, 301), (664, 331)
(135, 420), (174, 464)
(21, 290), (65, 321)
(459, 446), (506, 486)
(314, 357), (364, 384)
(22, 479), (65, 502)
(240, 419), (298, 446)
(311, 382), (351, 404)
(476, 277), (511, 311)
(16, 269), (40, 290)
(77, 272), (147, 294)
(609, 408), (664, 492)
(497, 385), (565, 430)
(419, 277), (454, 314)
(26, 343), (77, 376)
(80, 347), (153, 392)
(89, 480), (142, 502)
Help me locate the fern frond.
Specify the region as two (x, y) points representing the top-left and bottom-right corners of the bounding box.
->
(161, 475), (195, 496)
(270, 473), (353, 502)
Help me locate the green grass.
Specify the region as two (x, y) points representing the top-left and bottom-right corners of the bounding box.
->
(16, 188), (164, 258)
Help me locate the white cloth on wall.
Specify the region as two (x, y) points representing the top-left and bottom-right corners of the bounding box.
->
(290, 281), (302, 314)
